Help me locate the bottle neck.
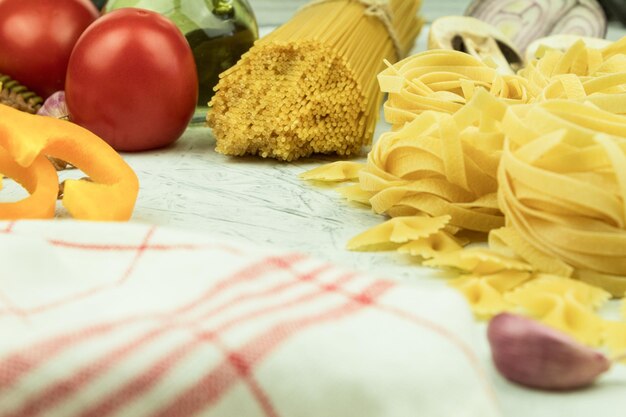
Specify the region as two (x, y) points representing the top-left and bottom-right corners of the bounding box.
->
(213, 0), (234, 18)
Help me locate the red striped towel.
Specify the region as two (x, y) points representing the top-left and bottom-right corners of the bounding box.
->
(0, 220), (500, 417)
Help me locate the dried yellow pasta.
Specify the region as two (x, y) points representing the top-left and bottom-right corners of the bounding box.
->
(346, 215), (451, 251)
(208, 0), (423, 161)
(576, 270), (626, 299)
(397, 232), (466, 258)
(497, 101), (626, 290)
(521, 39), (626, 112)
(379, 50), (531, 130)
(337, 184), (376, 205)
(302, 36), (626, 351)
(299, 161), (365, 182)
(424, 247), (533, 275)
(449, 271), (533, 319)
(604, 296), (626, 360)
(352, 90), (508, 232)
(603, 321), (626, 362)
(489, 226), (573, 277)
(504, 275), (611, 346)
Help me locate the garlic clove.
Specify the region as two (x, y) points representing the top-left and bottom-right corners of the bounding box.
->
(428, 16), (523, 75)
(37, 91), (69, 120)
(525, 34), (612, 62)
(487, 313), (611, 391)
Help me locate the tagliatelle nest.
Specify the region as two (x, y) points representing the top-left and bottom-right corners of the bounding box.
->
(495, 101), (626, 295)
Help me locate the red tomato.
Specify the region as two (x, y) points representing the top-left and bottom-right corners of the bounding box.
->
(0, 0), (99, 98)
(65, 8), (198, 152)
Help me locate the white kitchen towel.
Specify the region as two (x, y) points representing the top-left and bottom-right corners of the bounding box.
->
(0, 220), (500, 417)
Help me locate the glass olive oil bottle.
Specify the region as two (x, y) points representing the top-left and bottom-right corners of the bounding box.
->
(106, 0), (258, 113)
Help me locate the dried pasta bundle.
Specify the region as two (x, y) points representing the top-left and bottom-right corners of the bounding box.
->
(378, 50), (531, 130)
(344, 89), (507, 232)
(519, 39), (626, 111)
(302, 37), (626, 349)
(301, 88), (509, 232)
(208, 0), (423, 161)
(497, 101), (626, 295)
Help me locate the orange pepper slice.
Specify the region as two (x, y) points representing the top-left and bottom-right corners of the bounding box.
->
(0, 104), (139, 221)
(0, 146), (58, 219)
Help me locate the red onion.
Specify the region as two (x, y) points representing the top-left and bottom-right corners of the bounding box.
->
(465, 0), (608, 53)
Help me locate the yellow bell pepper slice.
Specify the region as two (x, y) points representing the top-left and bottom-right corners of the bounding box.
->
(0, 145), (58, 219)
(0, 104), (139, 221)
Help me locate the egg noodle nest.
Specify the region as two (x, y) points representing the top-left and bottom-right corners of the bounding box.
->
(303, 38), (626, 357)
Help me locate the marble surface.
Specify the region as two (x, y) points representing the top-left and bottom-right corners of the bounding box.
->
(44, 110), (447, 288)
(3, 17), (626, 417)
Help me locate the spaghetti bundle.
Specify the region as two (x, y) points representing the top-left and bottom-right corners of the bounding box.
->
(207, 0), (423, 161)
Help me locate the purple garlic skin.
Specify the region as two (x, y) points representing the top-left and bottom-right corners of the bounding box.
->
(37, 91), (69, 120)
(487, 313), (610, 391)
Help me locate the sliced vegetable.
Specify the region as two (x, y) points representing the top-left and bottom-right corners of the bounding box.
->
(0, 104), (139, 221)
(428, 16), (523, 73)
(465, 0), (608, 54)
(0, 146), (58, 219)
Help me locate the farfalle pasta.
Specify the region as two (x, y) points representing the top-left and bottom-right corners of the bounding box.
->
(424, 247), (533, 275)
(504, 275), (611, 346)
(397, 232), (466, 258)
(449, 271), (533, 319)
(604, 294), (626, 360)
(604, 321), (626, 361)
(300, 161), (364, 182)
(347, 215), (452, 251)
